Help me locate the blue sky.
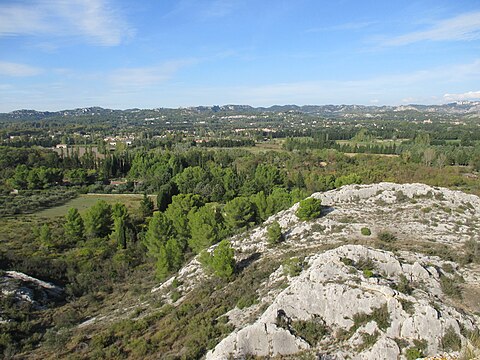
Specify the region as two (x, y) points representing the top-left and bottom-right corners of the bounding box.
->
(1, 0), (480, 111)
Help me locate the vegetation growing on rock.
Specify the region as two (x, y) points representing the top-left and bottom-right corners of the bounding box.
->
(296, 197), (323, 221)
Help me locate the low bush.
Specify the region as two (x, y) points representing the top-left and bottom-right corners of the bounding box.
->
(441, 326), (462, 352)
(378, 231), (397, 242)
(296, 198), (322, 221)
(360, 227), (371, 236)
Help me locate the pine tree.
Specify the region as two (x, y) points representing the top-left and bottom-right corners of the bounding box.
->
(165, 238), (183, 271)
(200, 240), (235, 279)
(64, 207), (85, 242)
(210, 240), (235, 279)
(296, 197), (322, 221)
(140, 193), (154, 219)
(267, 221), (283, 245)
(223, 197), (256, 230)
(39, 224), (53, 247)
(188, 204), (223, 253)
(84, 200), (112, 238)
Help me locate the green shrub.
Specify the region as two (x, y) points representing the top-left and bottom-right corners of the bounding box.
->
(358, 331), (380, 351)
(440, 275), (462, 299)
(396, 274), (413, 295)
(441, 326), (462, 351)
(296, 198), (322, 221)
(236, 294), (258, 309)
(340, 257), (354, 266)
(267, 221), (284, 245)
(170, 291), (181, 302)
(360, 227), (371, 236)
(398, 298), (415, 314)
(283, 257), (304, 277)
(355, 256), (375, 272)
(199, 240), (236, 279)
(291, 318), (327, 346)
(378, 231), (397, 242)
(351, 303), (391, 333)
(363, 269), (374, 278)
(405, 346), (424, 360)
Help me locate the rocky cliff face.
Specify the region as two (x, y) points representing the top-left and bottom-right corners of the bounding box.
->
(136, 182), (480, 359)
(199, 183), (479, 359)
(207, 245), (478, 359)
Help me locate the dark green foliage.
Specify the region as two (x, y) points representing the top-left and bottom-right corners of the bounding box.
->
(340, 257), (354, 266)
(165, 238), (183, 272)
(223, 196), (256, 230)
(111, 203), (131, 249)
(84, 200), (112, 238)
(165, 193), (204, 241)
(396, 274), (413, 295)
(143, 211), (180, 280)
(64, 207), (84, 242)
(188, 203), (224, 254)
(200, 240), (235, 279)
(291, 318), (328, 346)
(112, 216), (127, 249)
(157, 182), (177, 212)
(139, 193), (154, 219)
(398, 298), (415, 314)
(355, 256), (375, 272)
(378, 231), (397, 242)
(360, 227), (371, 236)
(236, 294), (258, 309)
(463, 239), (479, 264)
(254, 164), (284, 194)
(38, 224), (52, 247)
(441, 326), (462, 351)
(296, 197), (322, 221)
(352, 304), (390, 333)
(144, 212), (172, 251)
(267, 221), (283, 245)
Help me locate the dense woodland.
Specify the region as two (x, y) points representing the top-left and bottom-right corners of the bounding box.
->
(0, 105), (479, 358)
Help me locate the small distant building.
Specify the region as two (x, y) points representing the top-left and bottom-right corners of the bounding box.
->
(56, 144), (68, 149)
(110, 180), (128, 187)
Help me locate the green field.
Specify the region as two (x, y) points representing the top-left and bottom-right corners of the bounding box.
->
(34, 193), (156, 219)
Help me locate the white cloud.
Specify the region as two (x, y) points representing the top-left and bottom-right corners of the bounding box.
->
(443, 91), (480, 101)
(109, 60), (195, 88)
(383, 11), (480, 46)
(0, 61), (43, 77)
(0, 0), (133, 46)
(182, 59), (480, 106)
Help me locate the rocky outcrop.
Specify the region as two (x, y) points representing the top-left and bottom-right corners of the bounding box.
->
(207, 245), (479, 359)
(144, 182), (480, 359)
(0, 271), (64, 309)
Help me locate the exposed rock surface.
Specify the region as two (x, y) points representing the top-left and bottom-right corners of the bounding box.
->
(207, 245), (479, 359)
(202, 183), (480, 360)
(0, 270), (64, 309)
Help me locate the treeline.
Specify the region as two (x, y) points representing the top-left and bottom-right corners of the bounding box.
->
(1, 146), (132, 191)
(283, 133), (480, 170)
(197, 138), (255, 148)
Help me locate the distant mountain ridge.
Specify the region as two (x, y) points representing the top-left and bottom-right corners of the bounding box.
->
(2, 101), (480, 121)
